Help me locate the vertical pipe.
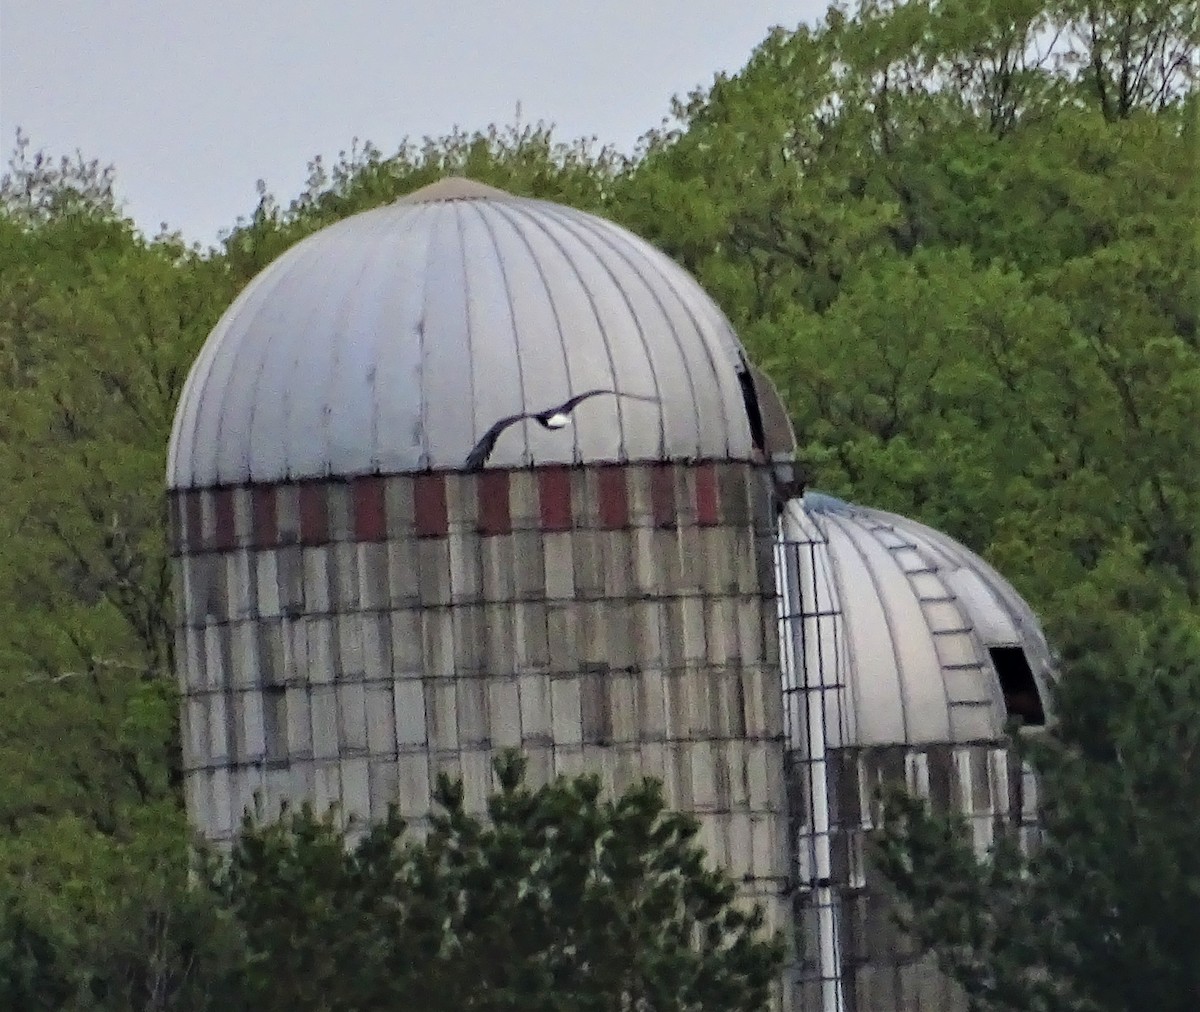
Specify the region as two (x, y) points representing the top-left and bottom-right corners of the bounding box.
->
(776, 506), (845, 1012)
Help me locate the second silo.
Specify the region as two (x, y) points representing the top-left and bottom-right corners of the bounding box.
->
(776, 492), (1055, 1012)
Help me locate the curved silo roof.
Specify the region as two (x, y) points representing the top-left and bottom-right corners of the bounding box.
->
(168, 177), (759, 489)
(781, 492), (1055, 748)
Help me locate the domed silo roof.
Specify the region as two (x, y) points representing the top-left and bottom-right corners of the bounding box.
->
(783, 492), (1055, 747)
(167, 177), (760, 489)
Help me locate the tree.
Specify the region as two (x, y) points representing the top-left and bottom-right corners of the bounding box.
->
(211, 753), (783, 1012)
(220, 122), (629, 283)
(0, 801), (239, 1012)
(622, 0), (1197, 650)
(0, 140), (227, 832)
(873, 615), (1200, 1011)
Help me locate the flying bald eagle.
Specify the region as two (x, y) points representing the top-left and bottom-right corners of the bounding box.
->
(465, 389), (658, 471)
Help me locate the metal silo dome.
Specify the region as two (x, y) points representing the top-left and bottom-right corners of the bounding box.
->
(167, 177), (759, 490)
(779, 491), (1055, 748)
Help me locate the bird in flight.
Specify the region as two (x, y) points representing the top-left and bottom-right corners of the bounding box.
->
(465, 389), (658, 471)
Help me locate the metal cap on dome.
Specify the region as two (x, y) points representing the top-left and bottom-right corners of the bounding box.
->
(395, 176), (515, 204)
(168, 178), (759, 489)
(781, 492), (1055, 748)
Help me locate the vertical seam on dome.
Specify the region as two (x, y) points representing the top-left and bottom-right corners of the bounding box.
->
(170, 282), (249, 483)
(299, 215), (391, 481)
(538, 204), (677, 460)
(499, 201), (628, 458)
(870, 519), (963, 738)
(454, 204), (478, 463)
(470, 202), (531, 467)
(826, 511), (915, 744)
(367, 204), (434, 476)
(805, 507), (860, 748)
(587, 216), (740, 460)
(322, 211), (402, 480)
(657, 258), (744, 460)
(236, 260), (305, 485)
(361, 205), (426, 475)
(213, 238), (332, 485)
(506, 211), (628, 460)
(417, 206), (454, 470)
(794, 504), (856, 752)
(267, 230), (370, 484)
(254, 237), (340, 486)
(186, 245), (310, 487)
(567, 207), (724, 462)
(486, 201), (579, 462)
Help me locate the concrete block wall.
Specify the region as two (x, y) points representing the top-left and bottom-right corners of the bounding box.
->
(170, 461), (789, 926)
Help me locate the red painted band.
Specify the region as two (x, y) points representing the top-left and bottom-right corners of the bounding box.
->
(299, 482), (329, 545)
(212, 487), (237, 551)
(352, 476), (387, 542)
(597, 467), (629, 530)
(537, 467), (572, 532)
(414, 473), (449, 539)
(477, 471), (512, 535)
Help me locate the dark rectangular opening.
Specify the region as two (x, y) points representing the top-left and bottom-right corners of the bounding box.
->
(737, 367), (766, 453)
(989, 647), (1046, 726)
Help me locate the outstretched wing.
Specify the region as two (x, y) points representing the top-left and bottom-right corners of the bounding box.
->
(464, 411), (531, 471)
(467, 391), (660, 470)
(556, 388), (660, 414)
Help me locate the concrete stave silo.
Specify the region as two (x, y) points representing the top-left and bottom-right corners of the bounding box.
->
(774, 492), (1053, 1012)
(167, 178), (793, 998)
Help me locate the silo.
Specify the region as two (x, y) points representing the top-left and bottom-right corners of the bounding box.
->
(774, 492), (1054, 1012)
(166, 178), (791, 976)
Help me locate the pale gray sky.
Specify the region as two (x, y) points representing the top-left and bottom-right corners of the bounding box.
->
(1, 2), (825, 245)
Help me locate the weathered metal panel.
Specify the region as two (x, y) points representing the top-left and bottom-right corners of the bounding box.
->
(169, 192), (756, 490)
(363, 682), (397, 755)
(301, 547), (332, 614)
(420, 609), (454, 678)
(487, 677), (522, 749)
(518, 673), (552, 743)
(340, 758), (371, 826)
(310, 686), (339, 760)
(388, 609), (422, 676)
(205, 690), (230, 763)
(460, 750), (493, 815)
(361, 612), (391, 681)
(284, 686), (312, 759)
(304, 617), (335, 684)
(457, 677), (490, 748)
(337, 682), (369, 754)
(182, 696), (208, 771)
(394, 753), (431, 817)
(550, 677), (584, 746)
(424, 681), (458, 752)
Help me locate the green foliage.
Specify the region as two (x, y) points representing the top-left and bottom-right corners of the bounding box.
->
(213, 753), (782, 1012)
(0, 166), (228, 832)
(0, 762), (781, 1011)
(221, 122), (629, 282)
(874, 618), (1200, 1012)
(623, 0), (1197, 648)
(0, 801), (238, 1010)
(0, 892), (73, 1011)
